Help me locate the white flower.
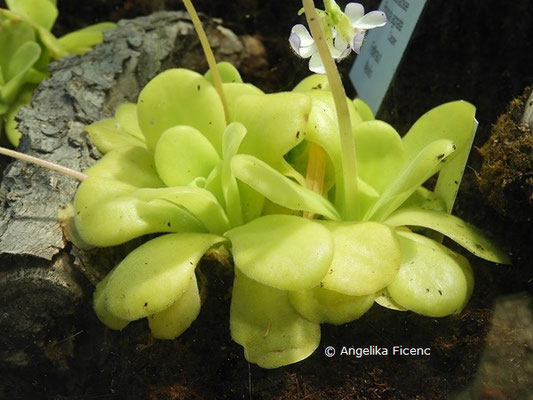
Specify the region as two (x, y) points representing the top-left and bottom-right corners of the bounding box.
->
(289, 24), (350, 74)
(289, 2), (387, 73)
(344, 3), (387, 53)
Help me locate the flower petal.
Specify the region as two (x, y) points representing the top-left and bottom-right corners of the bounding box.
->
(353, 11), (387, 30)
(333, 34), (350, 59)
(289, 24), (316, 58)
(291, 24), (314, 46)
(309, 52), (326, 74)
(344, 3), (365, 24)
(351, 31), (365, 54)
(289, 29), (316, 59)
(300, 42), (317, 59)
(289, 31), (303, 55)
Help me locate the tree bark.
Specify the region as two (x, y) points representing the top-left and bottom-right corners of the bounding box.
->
(0, 11), (247, 395)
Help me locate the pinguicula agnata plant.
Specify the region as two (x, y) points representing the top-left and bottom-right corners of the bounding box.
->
(0, 0), (510, 369)
(0, 0), (115, 146)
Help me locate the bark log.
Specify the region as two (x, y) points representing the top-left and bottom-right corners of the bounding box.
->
(0, 11), (247, 394)
(0, 11), (245, 260)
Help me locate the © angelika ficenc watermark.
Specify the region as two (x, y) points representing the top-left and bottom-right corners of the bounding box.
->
(324, 345), (431, 358)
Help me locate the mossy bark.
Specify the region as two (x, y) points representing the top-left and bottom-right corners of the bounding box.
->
(478, 87), (533, 222)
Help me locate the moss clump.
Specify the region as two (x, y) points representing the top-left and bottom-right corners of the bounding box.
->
(478, 87), (533, 222)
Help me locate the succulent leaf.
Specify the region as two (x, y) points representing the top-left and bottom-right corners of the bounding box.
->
(234, 92), (311, 168)
(154, 125), (220, 187)
(226, 214), (334, 291)
(58, 22), (115, 54)
(402, 101), (477, 212)
(114, 102), (144, 140)
(144, 186), (231, 234)
(352, 98), (375, 121)
(352, 120), (405, 194)
(148, 273), (201, 339)
(365, 139), (457, 221)
(204, 61), (243, 84)
(0, 40), (40, 104)
(230, 269), (320, 369)
(318, 221), (402, 296)
(85, 146), (164, 188)
(85, 102), (146, 153)
(222, 122), (247, 227)
(289, 285), (375, 324)
(384, 208), (511, 264)
(387, 231), (474, 317)
(73, 177), (204, 246)
(85, 119), (146, 154)
(6, 0), (58, 31)
(104, 232), (224, 321)
(93, 269), (129, 330)
(137, 68), (226, 153)
(232, 154), (341, 220)
(374, 288), (407, 311)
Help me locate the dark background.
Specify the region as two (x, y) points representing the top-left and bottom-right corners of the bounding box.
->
(4, 0), (532, 140)
(1, 1), (531, 398)
(49, 0), (533, 135)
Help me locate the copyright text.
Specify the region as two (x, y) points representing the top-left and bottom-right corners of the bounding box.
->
(324, 345), (431, 358)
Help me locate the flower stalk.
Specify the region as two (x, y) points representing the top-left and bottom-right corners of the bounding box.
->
(301, 0), (358, 219)
(182, 0), (231, 123)
(303, 142), (327, 219)
(0, 146), (87, 181)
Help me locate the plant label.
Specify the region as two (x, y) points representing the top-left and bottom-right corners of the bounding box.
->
(350, 0), (427, 115)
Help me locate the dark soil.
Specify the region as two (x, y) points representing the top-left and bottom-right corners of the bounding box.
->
(1, 0), (532, 399)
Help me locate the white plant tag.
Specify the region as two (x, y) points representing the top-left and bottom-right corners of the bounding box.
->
(350, 0), (427, 115)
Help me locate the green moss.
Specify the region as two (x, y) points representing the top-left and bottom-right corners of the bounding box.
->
(479, 87), (533, 222)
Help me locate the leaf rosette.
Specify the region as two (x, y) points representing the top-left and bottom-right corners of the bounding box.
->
(0, 0), (510, 371)
(74, 59), (509, 369)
